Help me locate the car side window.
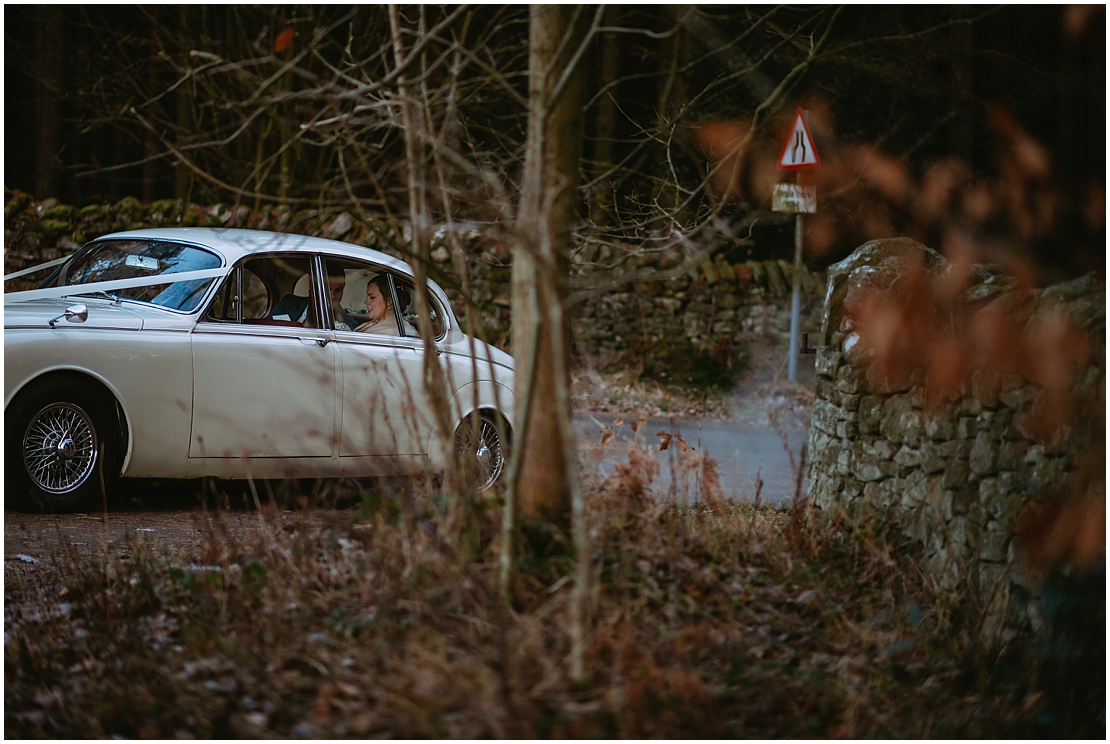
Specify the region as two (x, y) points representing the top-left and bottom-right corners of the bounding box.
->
(390, 276), (444, 339)
(318, 257), (445, 339)
(201, 256), (318, 327)
(205, 269), (238, 322)
(240, 265), (271, 320)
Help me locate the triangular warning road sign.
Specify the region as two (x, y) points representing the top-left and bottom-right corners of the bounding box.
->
(776, 107), (821, 171)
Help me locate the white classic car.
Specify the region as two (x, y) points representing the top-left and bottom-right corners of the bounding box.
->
(4, 228), (514, 512)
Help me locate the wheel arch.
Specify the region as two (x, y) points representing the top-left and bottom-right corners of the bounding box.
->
(425, 381), (514, 469)
(6, 368), (133, 477)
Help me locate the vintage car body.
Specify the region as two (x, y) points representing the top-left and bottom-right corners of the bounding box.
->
(4, 228), (514, 511)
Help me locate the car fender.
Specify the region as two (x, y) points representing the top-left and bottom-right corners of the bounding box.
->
(5, 329), (194, 479)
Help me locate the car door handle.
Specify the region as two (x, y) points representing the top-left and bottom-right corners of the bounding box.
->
(299, 336), (329, 347)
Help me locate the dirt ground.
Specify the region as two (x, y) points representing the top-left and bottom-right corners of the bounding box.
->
(3, 497), (319, 608)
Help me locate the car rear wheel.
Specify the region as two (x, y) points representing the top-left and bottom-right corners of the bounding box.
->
(454, 412), (509, 492)
(5, 378), (121, 513)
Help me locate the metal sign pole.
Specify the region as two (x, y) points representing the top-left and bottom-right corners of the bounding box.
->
(788, 212), (803, 382)
(774, 106), (819, 383)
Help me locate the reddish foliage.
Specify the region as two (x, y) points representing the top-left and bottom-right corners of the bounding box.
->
(274, 27), (295, 53)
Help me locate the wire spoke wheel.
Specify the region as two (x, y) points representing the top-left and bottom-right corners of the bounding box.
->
(23, 402), (98, 495)
(455, 414), (506, 492)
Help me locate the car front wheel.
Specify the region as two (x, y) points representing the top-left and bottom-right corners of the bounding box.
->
(6, 378), (120, 512)
(454, 412), (509, 492)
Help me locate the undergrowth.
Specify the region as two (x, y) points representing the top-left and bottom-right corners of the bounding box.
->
(4, 465), (1094, 738)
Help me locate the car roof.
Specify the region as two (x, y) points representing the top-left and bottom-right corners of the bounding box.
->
(95, 228), (414, 276)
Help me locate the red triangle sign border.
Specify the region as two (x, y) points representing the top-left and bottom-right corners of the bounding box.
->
(776, 106), (821, 172)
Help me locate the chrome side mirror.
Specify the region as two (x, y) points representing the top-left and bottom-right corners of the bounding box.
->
(48, 303), (89, 328)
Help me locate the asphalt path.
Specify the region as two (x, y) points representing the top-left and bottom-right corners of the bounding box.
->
(573, 414), (808, 507)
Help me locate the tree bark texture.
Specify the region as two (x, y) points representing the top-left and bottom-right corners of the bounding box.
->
(590, 7), (621, 226)
(34, 7), (65, 200)
(511, 5), (588, 527)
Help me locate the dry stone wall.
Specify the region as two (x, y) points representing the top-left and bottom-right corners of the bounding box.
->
(3, 191), (826, 367)
(805, 237), (1105, 642)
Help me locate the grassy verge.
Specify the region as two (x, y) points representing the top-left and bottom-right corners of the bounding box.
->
(3, 470), (1092, 737)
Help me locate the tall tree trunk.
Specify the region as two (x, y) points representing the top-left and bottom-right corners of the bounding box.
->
(34, 6), (65, 200)
(174, 6), (193, 202)
(590, 6), (621, 226)
(511, 5), (588, 529)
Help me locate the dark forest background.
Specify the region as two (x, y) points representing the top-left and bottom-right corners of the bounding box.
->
(5, 5), (1105, 280)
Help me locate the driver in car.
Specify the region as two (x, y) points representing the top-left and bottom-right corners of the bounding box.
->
(270, 265), (355, 329)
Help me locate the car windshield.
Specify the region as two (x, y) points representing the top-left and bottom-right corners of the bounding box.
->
(50, 239), (221, 312)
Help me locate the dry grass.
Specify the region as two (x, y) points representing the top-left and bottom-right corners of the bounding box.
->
(4, 456), (1096, 738)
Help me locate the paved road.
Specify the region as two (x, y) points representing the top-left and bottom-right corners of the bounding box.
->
(574, 414), (808, 507)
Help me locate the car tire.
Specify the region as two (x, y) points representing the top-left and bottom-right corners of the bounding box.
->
(454, 411), (510, 493)
(5, 377), (121, 513)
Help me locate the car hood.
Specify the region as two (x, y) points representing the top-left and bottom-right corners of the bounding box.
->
(4, 297), (146, 330)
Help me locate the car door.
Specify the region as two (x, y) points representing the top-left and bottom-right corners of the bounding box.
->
(323, 257), (437, 457)
(189, 254), (337, 460)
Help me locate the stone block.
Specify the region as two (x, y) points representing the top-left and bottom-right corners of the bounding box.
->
(815, 346), (841, 378)
(879, 478), (905, 510)
(811, 398), (841, 436)
(893, 446), (922, 468)
(997, 471), (1019, 494)
(979, 521), (1010, 562)
(1028, 457), (1065, 493)
(950, 488), (967, 519)
(809, 430), (836, 466)
(924, 410), (956, 440)
(950, 514), (969, 546)
(920, 446), (947, 474)
(942, 459), (969, 490)
(837, 447), (852, 477)
(969, 432), (998, 476)
(959, 397), (983, 416)
(968, 502), (988, 527)
(870, 365), (919, 394)
(901, 470), (937, 508)
(842, 393), (861, 411)
(989, 408), (1013, 439)
(999, 385), (1038, 411)
(808, 474), (839, 509)
(858, 395), (884, 434)
(843, 332), (871, 368)
(954, 440), (972, 459)
(956, 417), (977, 439)
(996, 440), (1028, 472)
(881, 394), (924, 447)
(855, 451), (886, 482)
(1023, 444), (1046, 464)
(862, 437), (896, 461)
(979, 478), (1014, 524)
(835, 366), (867, 394)
(976, 410), (995, 429)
